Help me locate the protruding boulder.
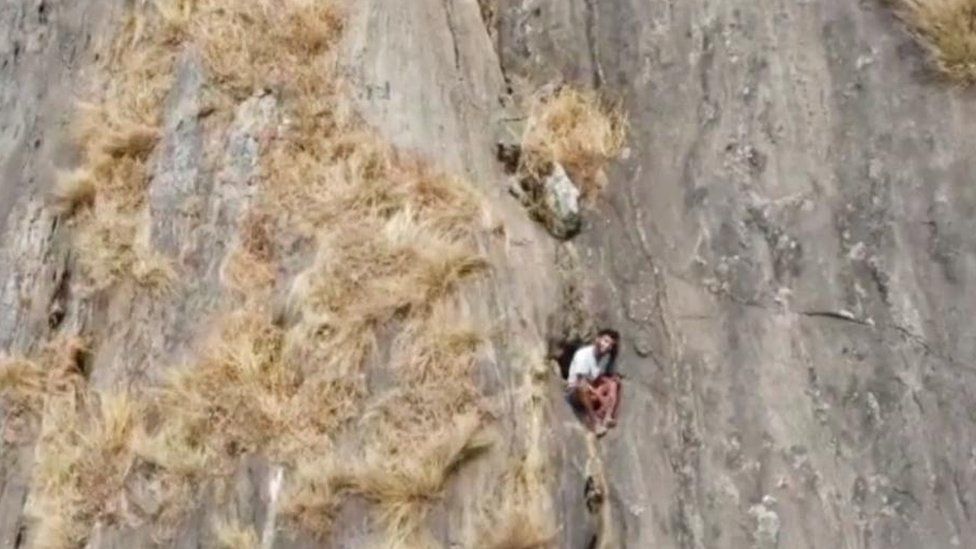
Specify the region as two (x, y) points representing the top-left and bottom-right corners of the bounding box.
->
(539, 163), (582, 239)
(507, 161), (582, 239)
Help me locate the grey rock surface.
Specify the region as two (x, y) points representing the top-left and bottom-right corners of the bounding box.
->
(0, 0), (975, 548)
(498, 0), (976, 547)
(508, 162), (583, 240)
(539, 163), (582, 240)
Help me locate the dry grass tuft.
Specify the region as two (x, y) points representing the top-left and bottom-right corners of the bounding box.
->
(475, 459), (558, 549)
(470, 354), (557, 549)
(281, 387), (491, 543)
(264, 131), (484, 238)
(335, 407), (490, 546)
(135, 307), (361, 535)
(0, 336), (88, 419)
(62, 14), (176, 290)
(160, 0), (344, 100)
(281, 459), (343, 541)
(134, 309), (291, 504)
(340, 406), (490, 500)
(895, 0), (976, 82)
(213, 517), (259, 549)
(287, 215), (486, 336)
(520, 87), (626, 200)
(149, 309), (361, 465)
(0, 357), (48, 415)
(221, 209), (277, 296)
(483, 518), (556, 549)
(50, 170), (97, 217)
(28, 392), (141, 548)
(392, 306), (485, 384)
(75, 110), (161, 161)
(133, 414), (213, 478)
(73, 206), (175, 293)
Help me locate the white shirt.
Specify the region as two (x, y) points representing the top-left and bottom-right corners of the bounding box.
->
(567, 345), (611, 383)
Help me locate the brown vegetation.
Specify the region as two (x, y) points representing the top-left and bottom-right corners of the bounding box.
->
(520, 86), (626, 200)
(30, 390), (140, 548)
(15, 0), (503, 546)
(59, 15), (176, 291)
(892, 0), (976, 82)
(49, 169), (96, 217)
(0, 336), (87, 420)
(213, 518), (259, 549)
(0, 337), (135, 548)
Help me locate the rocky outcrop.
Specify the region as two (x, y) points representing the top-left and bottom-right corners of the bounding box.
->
(498, 1), (976, 547)
(507, 162), (583, 240)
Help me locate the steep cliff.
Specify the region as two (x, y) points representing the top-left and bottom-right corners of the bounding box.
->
(497, 1), (976, 547)
(2, 1), (976, 548)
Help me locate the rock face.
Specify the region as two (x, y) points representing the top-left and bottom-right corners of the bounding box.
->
(2, 1), (976, 549)
(497, 1), (976, 548)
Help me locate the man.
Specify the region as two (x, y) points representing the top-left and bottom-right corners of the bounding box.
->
(566, 329), (621, 436)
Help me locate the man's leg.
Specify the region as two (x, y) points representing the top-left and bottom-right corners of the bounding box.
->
(584, 383), (612, 435)
(590, 382), (611, 422)
(576, 383), (602, 432)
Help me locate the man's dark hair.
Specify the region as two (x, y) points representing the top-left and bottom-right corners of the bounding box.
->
(595, 328), (620, 375)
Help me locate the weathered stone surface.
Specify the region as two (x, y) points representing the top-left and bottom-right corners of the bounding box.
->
(498, 0), (976, 547)
(507, 162), (583, 240)
(539, 163), (582, 239)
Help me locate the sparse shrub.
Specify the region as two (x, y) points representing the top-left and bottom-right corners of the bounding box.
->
(50, 169), (96, 216)
(58, 21), (174, 291)
(0, 336), (87, 419)
(72, 204), (175, 293)
(520, 87), (626, 200)
(28, 392), (141, 548)
(281, 459), (343, 540)
(893, 0), (976, 82)
(221, 209), (277, 296)
(0, 357), (47, 415)
(392, 306), (485, 384)
(474, 458), (558, 549)
(322, 405), (490, 546)
(213, 517), (259, 549)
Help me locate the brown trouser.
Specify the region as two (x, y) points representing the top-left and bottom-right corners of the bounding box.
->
(589, 375), (621, 422)
(571, 375), (621, 428)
